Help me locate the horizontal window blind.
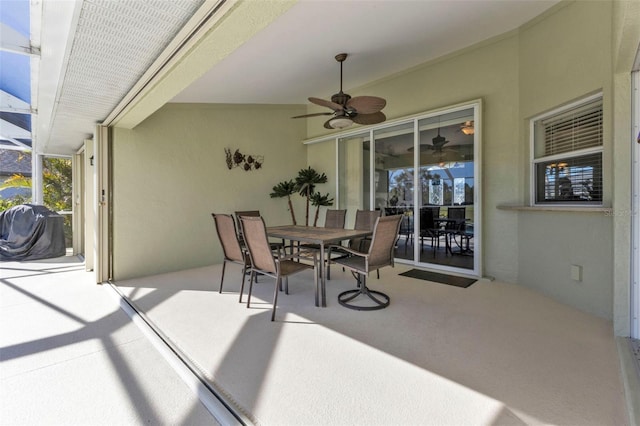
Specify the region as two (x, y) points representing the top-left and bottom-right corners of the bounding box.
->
(541, 99), (603, 156)
(535, 153), (602, 203)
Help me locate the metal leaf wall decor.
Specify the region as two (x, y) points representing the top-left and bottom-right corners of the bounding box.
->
(225, 148), (263, 171)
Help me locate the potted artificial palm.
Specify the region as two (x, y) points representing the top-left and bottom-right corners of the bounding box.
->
(295, 167), (328, 226)
(269, 180), (297, 225)
(310, 192), (334, 226)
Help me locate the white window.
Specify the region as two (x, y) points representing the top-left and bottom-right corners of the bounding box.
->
(531, 94), (603, 205)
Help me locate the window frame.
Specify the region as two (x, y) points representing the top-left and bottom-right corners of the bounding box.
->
(529, 93), (604, 207)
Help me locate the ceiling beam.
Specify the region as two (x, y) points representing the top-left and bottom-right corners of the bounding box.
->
(0, 22), (40, 56)
(0, 136), (31, 150)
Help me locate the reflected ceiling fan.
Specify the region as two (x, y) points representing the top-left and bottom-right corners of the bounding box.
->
(291, 53), (387, 130)
(408, 129), (456, 155)
(426, 130), (451, 153)
(459, 121), (475, 135)
(407, 128), (459, 161)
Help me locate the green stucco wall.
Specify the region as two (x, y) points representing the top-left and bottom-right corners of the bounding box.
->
(112, 103), (306, 280)
(517, 1), (614, 320)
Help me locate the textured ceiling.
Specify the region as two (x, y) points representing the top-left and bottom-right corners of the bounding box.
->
(39, 0), (205, 154)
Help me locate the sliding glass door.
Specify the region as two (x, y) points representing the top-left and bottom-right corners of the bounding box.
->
(336, 102), (480, 276)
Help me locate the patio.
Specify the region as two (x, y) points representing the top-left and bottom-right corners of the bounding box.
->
(1, 252), (635, 425)
(113, 260), (627, 425)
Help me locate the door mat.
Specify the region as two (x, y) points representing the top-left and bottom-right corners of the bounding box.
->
(399, 269), (477, 288)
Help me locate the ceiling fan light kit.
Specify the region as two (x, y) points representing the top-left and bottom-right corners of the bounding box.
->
(329, 117), (354, 129)
(292, 53), (387, 129)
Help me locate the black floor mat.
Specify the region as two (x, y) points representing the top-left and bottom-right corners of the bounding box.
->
(399, 269), (476, 288)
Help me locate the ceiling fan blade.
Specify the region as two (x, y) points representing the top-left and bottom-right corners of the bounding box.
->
(291, 112), (333, 119)
(346, 96), (386, 114)
(323, 117), (335, 130)
(352, 111), (386, 125)
(309, 97), (344, 111)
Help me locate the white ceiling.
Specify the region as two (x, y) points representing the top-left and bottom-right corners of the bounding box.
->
(172, 0), (561, 105)
(38, 0), (561, 155)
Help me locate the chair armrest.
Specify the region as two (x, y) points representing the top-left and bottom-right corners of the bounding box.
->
(329, 245), (368, 259)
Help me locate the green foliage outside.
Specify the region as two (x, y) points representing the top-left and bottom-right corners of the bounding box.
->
(1, 156), (73, 247)
(42, 157), (72, 212)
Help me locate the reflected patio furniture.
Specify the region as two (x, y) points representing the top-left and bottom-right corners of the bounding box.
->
(399, 212), (414, 253)
(387, 207), (413, 253)
(330, 215), (403, 310)
(419, 207), (440, 256)
(442, 206), (466, 254)
(423, 206), (440, 219)
(452, 222), (474, 256)
(240, 215), (317, 321)
(211, 213), (250, 302)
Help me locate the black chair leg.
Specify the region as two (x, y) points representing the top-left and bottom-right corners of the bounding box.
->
(247, 271), (256, 308)
(239, 264), (247, 303)
(271, 278), (281, 321)
(219, 260), (226, 294)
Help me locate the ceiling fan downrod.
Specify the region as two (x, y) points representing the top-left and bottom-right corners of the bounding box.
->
(332, 53), (350, 105)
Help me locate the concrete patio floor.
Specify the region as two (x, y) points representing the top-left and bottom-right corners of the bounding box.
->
(0, 255), (222, 425)
(2, 254), (638, 425)
(114, 261), (632, 425)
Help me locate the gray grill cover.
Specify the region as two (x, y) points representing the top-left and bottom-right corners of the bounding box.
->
(0, 204), (66, 261)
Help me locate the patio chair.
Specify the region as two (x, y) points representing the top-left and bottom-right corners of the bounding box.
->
(327, 209), (381, 279)
(211, 213), (250, 302)
(325, 209), (347, 229)
(235, 210), (285, 253)
(298, 209), (347, 252)
(349, 209), (382, 252)
(240, 215), (317, 321)
(329, 214), (402, 310)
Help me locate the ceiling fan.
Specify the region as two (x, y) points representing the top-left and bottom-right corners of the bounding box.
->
(291, 53), (387, 130)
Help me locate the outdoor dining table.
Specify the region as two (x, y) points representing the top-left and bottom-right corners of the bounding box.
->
(266, 225), (373, 307)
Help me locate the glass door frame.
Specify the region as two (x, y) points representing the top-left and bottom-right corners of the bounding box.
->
(320, 99), (482, 277)
(632, 70), (639, 339)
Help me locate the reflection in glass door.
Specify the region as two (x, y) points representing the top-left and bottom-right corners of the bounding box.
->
(373, 122), (415, 259)
(416, 108), (476, 272)
(337, 132), (371, 229)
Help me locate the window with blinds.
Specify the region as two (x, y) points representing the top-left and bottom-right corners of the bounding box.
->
(532, 95), (603, 205)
